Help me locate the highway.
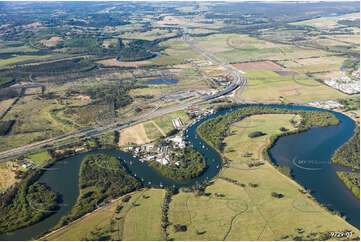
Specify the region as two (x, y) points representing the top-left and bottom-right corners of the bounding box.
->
(0, 28), (247, 162)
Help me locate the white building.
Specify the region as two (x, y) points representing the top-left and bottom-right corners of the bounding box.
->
(170, 135), (186, 149)
(156, 158), (170, 165)
(172, 118), (183, 129)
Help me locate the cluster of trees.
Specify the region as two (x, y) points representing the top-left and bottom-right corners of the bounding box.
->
(197, 106), (339, 152)
(0, 174), (58, 234)
(83, 84), (133, 111)
(219, 176), (246, 187)
(0, 120), (15, 136)
(0, 87), (20, 101)
(332, 126), (359, 198)
(150, 147), (207, 181)
(271, 192), (284, 198)
(332, 127), (360, 169)
(337, 19), (360, 28)
(116, 39), (162, 62)
(62, 84), (134, 126)
(342, 59), (360, 73)
(57, 154), (141, 227)
(339, 97), (360, 112)
(1, 58), (96, 81)
(336, 172), (359, 198)
(181, 181), (213, 196)
(248, 131), (266, 138)
(174, 224), (187, 232)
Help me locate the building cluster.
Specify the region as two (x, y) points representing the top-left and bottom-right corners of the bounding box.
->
(186, 106), (214, 118)
(307, 100), (343, 110)
(124, 107), (215, 167)
(124, 135), (187, 166)
(211, 75), (232, 86)
(324, 70), (360, 94)
(189, 59), (213, 67)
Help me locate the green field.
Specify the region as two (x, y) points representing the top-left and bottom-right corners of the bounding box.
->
(153, 110), (190, 134)
(42, 189), (165, 241)
(239, 70), (346, 103)
(0, 55), (51, 67)
(27, 151), (51, 165)
(143, 122), (163, 139)
(122, 189), (165, 240)
(189, 33), (329, 64)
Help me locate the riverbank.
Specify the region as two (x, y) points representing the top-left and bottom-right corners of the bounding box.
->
(167, 112), (359, 240)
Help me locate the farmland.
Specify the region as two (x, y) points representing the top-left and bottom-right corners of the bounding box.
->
(41, 189), (165, 241)
(237, 70), (346, 103)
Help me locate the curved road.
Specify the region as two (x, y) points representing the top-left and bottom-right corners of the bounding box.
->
(0, 29), (247, 162)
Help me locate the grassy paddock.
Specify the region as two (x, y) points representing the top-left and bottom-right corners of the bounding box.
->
(42, 189), (165, 241)
(239, 70), (346, 103)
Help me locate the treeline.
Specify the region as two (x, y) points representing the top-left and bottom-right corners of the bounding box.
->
(332, 126), (360, 169)
(0, 58), (96, 82)
(150, 147), (207, 181)
(57, 154), (141, 227)
(337, 19), (360, 28)
(336, 171), (360, 198)
(0, 120), (16, 136)
(0, 169), (58, 234)
(197, 106), (339, 152)
(0, 87), (20, 101)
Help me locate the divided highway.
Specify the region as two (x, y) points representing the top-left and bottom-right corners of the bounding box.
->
(0, 29), (247, 162)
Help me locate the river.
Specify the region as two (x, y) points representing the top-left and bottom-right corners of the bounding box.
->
(0, 104), (358, 240)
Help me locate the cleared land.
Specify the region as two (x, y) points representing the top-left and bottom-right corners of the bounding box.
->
(190, 34), (330, 64)
(0, 55), (52, 67)
(291, 13), (360, 29)
(153, 110), (190, 134)
(98, 58), (152, 67)
(232, 61), (298, 76)
(40, 37), (62, 47)
(143, 121), (163, 140)
(238, 70), (347, 103)
(118, 123), (151, 146)
(0, 162), (19, 192)
(26, 151), (51, 166)
(122, 189), (166, 240)
(233, 61), (287, 71)
(167, 114), (359, 240)
(42, 189), (165, 241)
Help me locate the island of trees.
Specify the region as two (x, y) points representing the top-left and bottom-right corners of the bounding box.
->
(57, 154), (141, 228)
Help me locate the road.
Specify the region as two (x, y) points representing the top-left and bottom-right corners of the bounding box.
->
(0, 28), (248, 162)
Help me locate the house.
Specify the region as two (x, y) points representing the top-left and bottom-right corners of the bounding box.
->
(22, 163), (32, 168)
(156, 158), (170, 165)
